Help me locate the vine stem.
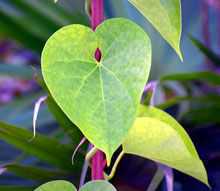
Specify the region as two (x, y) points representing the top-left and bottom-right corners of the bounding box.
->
(91, 0), (104, 31)
(90, 0), (106, 180)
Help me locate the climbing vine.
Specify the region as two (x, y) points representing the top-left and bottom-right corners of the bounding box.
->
(34, 0), (208, 190)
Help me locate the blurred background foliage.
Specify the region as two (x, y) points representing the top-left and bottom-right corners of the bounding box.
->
(0, 0), (220, 191)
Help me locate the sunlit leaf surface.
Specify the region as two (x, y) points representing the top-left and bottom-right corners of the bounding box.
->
(42, 18), (151, 164)
(123, 106), (209, 186)
(128, 0), (182, 59)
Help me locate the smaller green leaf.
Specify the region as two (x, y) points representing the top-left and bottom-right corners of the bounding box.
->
(34, 180), (76, 191)
(128, 0), (182, 60)
(161, 71), (220, 86)
(123, 106), (209, 186)
(80, 180), (117, 191)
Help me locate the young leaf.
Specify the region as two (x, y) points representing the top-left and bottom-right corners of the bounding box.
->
(128, 0), (182, 60)
(34, 180), (76, 191)
(80, 180), (117, 191)
(42, 18), (152, 164)
(123, 106), (209, 186)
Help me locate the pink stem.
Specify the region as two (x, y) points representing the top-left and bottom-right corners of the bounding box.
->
(90, 0), (106, 180)
(91, 0), (104, 31)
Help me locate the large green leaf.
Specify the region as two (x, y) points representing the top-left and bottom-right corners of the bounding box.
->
(80, 180), (117, 191)
(34, 180), (76, 191)
(42, 18), (151, 164)
(128, 0), (182, 59)
(123, 106), (208, 185)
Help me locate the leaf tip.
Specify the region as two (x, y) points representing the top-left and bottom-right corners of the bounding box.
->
(177, 47), (184, 62)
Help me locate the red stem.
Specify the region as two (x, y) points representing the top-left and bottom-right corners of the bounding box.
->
(91, 0), (104, 30)
(90, 0), (106, 180)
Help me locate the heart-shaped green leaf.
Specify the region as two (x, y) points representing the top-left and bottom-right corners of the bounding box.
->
(42, 18), (151, 163)
(34, 180), (77, 191)
(123, 106), (209, 186)
(128, 0), (182, 60)
(80, 180), (117, 191)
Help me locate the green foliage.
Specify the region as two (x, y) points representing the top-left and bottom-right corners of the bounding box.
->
(35, 180), (117, 191)
(161, 71), (220, 85)
(157, 94), (220, 110)
(0, 121), (81, 171)
(42, 18), (151, 164)
(128, 0), (182, 59)
(0, 0), (88, 52)
(0, 0), (209, 189)
(123, 106), (208, 185)
(80, 180), (117, 191)
(2, 164), (66, 181)
(182, 106), (220, 125)
(34, 180), (76, 191)
(190, 36), (220, 66)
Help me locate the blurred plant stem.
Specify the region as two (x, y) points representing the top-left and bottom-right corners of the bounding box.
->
(201, 0), (212, 69)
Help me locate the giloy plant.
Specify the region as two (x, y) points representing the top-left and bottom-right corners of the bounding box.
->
(8, 0), (209, 190)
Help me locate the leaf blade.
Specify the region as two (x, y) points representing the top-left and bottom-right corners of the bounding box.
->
(128, 0), (182, 59)
(34, 180), (76, 191)
(42, 18), (152, 164)
(80, 180), (117, 191)
(123, 106), (209, 186)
